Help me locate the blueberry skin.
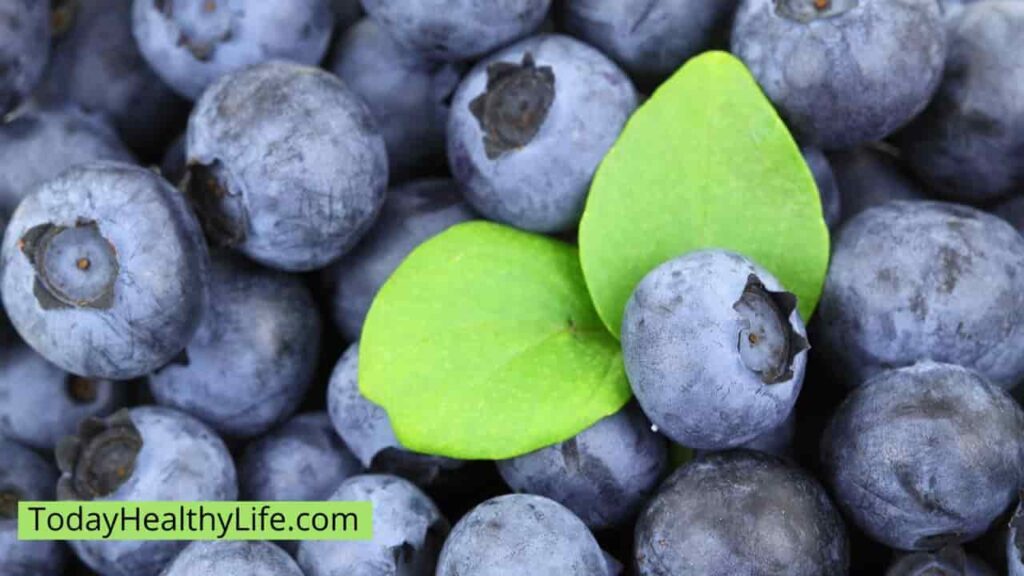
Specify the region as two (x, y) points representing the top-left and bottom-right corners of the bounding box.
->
(635, 451), (848, 576)
(360, 0), (551, 61)
(1010, 499), (1024, 576)
(327, 343), (464, 485)
(888, 546), (995, 576)
(132, 0), (334, 100)
(322, 179), (475, 340)
(496, 403), (667, 530)
(731, 0), (945, 150)
(0, 106), (135, 217)
(0, 439), (66, 576)
(298, 474), (449, 576)
(900, 1), (1024, 202)
(63, 407), (238, 576)
(187, 60), (388, 272)
(817, 201), (1024, 389)
(162, 541), (304, 576)
(736, 409), (796, 458)
(1, 162), (209, 380)
(561, 0), (738, 89)
(622, 249), (808, 450)
(0, 343), (125, 450)
(803, 146), (841, 230)
(438, 494), (607, 576)
(328, 20), (464, 181)
(0, 0), (48, 116)
(149, 252), (321, 438)
(827, 146), (927, 225)
(33, 0), (187, 158)
(447, 34), (637, 233)
(822, 362), (1024, 551)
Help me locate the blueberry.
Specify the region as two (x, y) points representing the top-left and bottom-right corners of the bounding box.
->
(132, 0), (334, 100)
(327, 343), (464, 485)
(802, 146), (841, 230)
(827, 146), (927, 225)
(297, 474), (449, 576)
(57, 407), (237, 576)
(327, 19), (464, 180)
(1010, 498), (1024, 575)
(0, 106), (135, 217)
(561, 0), (739, 89)
(817, 201), (1024, 389)
(162, 541), (304, 576)
(0, 342), (125, 450)
(635, 451), (848, 575)
(1, 162), (209, 380)
(731, 0), (946, 150)
(0, 0), (48, 115)
(239, 412), (363, 554)
(321, 179), (475, 340)
(888, 545), (995, 576)
(496, 402), (667, 530)
(735, 410), (796, 459)
(149, 252), (321, 438)
(360, 0), (551, 61)
(0, 438), (66, 576)
(436, 494), (609, 576)
(447, 34), (637, 233)
(821, 362), (1024, 551)
(899, 1), (1024, 202)
(186, 60), (388, 272)
(622, 249), (808, 450)
(33, 0), (188, 158)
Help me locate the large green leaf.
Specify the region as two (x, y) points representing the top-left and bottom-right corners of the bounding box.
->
(579, 51), (830, 338)
(359, 221), (630, 460)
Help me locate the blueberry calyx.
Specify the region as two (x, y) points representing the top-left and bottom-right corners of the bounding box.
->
(155, 0), (229, 62)
(65, 375), (99, 404)
(19, 220), (119, 311)
(184, 161), (247, 248)
(56, 409), (142, 501)
(733, 274), (809, 384)
(469, 52), (556, 160)
(0, 488), (21, 519)
(775, 0), (859, 23)
(50, 0), (78, 37)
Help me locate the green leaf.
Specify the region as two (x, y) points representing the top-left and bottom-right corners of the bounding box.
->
(359, 221), (631, 460)
(579, 51), (830, 338)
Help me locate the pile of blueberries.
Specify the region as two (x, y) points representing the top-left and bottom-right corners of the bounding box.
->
(2, 0), (1024, 575)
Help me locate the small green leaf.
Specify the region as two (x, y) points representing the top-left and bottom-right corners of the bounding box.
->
(359, 221), (631, 460)
(579, 51), (830, 338)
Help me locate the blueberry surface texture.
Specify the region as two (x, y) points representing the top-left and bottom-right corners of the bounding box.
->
(0, 106), (135, 218)
(57, 407), (237, 576)
(0, 0), (49, 115)
(899, 0), (1024, 202)
(0, 162), (209, 380)
(817, 201), (1024, 389)
(186, 60), (388, 272)
(448, 34), (638, 233)
(360, 0), (552, 61)
(0, 438), (66, 576)
(561, 0), (740, 88)
(327, 19), (465, 180)
(34, 0), (188, 158)
(327, 343), (464, 485)
(149, 252), (321, 438)
(0, 342), (124, 450)
(821, 362), (1024, 551)
(622, 249), (808, 449)
(887, 545), (995, 576)
(132, 0), (334, 100)
(496, 402), (667, 530)
(731, 0), (946, 149)
(436, 493), (610, 576)
(297, 474), (449, 576)
(635, 451), (849, 575)
(161, 540), (305, 576)
(322, 179), (475, 341)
